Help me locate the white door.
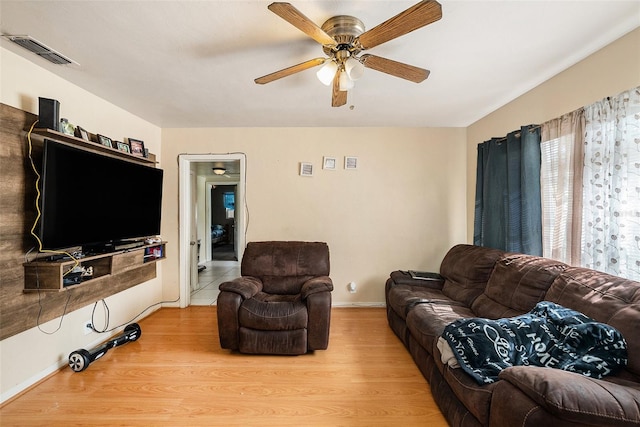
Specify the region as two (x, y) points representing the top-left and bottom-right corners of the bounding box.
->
(189, 170), (199, 292)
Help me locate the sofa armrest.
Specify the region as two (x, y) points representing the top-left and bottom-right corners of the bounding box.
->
(217, 291), (242, 350)
(388, 270), (445, 289)
(499, 366), (640, 427)
(219, 276), (263, 299)
(300, 276), (333, 300)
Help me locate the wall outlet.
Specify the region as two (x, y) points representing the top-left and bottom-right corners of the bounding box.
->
(83, 320), (93, 335)
(347, 282), (357, 293)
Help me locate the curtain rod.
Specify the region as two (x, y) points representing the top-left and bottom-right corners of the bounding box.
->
(492, 124), (541, 144)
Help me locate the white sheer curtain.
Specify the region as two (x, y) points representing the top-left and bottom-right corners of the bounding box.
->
(540, 86), (640, 280)
(540, 110), (584, 265)
(582, 88), (640, 280)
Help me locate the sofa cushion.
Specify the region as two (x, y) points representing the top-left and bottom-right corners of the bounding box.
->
(545, 267), (640, 376)
(471, 253), (568, 318)
(239, 294), (308, 331)
(387, 285), (452, 320)
(406, 301), (475, 359)
(440, 244), (505, 306)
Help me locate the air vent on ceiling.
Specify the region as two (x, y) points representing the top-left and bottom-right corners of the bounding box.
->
(2, 35), (78, 65)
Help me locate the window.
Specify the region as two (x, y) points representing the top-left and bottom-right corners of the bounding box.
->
(540, 87), (640, 280)
(223, 192), (235, 219)
(223, 192), (235, 210)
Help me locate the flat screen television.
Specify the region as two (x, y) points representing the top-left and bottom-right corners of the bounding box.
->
(38, 139), (163, 252)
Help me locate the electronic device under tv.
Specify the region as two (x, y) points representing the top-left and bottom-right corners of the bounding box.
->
(39, 139), (163, 253)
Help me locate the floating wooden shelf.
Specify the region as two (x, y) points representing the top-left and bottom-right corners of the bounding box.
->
(32, 128), (156, 165)
(24, 242), (166, 292)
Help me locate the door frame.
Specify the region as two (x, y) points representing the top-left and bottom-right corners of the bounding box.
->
(178, 153), (246, 307)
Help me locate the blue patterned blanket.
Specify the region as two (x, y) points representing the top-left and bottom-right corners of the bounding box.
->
(442, 301), (627, 384)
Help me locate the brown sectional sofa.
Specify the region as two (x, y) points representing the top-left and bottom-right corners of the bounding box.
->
(385, 244), (640, 427)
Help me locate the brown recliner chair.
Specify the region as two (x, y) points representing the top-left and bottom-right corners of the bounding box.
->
(217, 241), (333, 355)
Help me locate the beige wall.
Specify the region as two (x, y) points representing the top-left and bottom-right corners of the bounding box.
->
(161, 127), (468, 304)
(466, 28), (640, 241)
(0, 47), (163, 402)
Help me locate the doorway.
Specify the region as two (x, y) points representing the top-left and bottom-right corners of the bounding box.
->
(178, 154), (246, 308)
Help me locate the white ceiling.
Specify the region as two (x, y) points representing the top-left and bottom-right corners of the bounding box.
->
(195, 160), (241, 179)
(1, 1), (639, 128)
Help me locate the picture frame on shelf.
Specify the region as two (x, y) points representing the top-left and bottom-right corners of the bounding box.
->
(323, 156), (336, 170)
(74, 126), (90, 141)
(115, 141), (131, 153)
(97, 134), (113, 148)
(59, 118), (75, 136)
(128, 138), (145, 157)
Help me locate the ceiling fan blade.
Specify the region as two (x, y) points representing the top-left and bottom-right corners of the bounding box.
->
(331, 73), (347, 107)
(268, 2), (337, 46)
(360, 54), (430, 83)
(356, 0), (442, 50)
(255, 57), (326, 84)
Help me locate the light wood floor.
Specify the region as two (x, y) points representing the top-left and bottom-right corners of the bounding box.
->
(0, 307), (448, 426)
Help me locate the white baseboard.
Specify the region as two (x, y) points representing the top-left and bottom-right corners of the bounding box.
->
(0, 314), (155, 405)
(1, 359), (66, 404)
(332, 302), (386, 308)
(0, 329), (119, 404)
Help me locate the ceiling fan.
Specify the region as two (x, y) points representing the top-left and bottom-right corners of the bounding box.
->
(254, 1), (442, 107)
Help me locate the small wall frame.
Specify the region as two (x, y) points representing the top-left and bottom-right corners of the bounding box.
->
(345, 156), (358, 170)
(323, 156), (336, 170)
(299, 162), (313, 176)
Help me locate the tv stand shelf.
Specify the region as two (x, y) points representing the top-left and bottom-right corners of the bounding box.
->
(23, 242), (166, 292)
(32, 128), (156, 165)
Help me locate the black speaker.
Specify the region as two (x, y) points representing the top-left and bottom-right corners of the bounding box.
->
(38, 97), (60, 130)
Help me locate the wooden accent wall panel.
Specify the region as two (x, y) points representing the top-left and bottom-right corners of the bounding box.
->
(0, 103), (157, 340)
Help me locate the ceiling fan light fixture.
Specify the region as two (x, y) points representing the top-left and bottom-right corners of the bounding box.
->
(212, 167), (226, 175)
(338, 71), (355, 91)
(344, 57), (364, 80)
(256, 1), (443, 107)
(316, 60), (338, 86)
